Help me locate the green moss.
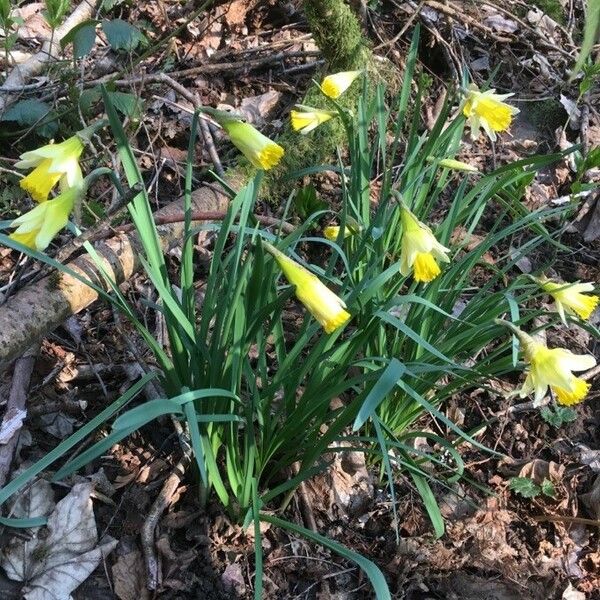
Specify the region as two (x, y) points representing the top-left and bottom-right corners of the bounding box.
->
(232, 0), (379, 204)
(514, 0), (564, 24)
(303, 0), (370, 70)
(524, 98), (566, 132)
(534, 0), (564, 23)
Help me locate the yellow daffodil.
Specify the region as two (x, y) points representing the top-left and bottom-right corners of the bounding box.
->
(290, 105), (336, 134)
(320, 70), (362, 99)
(16, 135), (84, 202)
(536, 276), (599, 325)
(496, 320), (596, 406)
(399, 205), (450, 283)
(463, 84), (519, 142)
(9, 185), (81, 251)
(221, 120), (284, 170)
(323, 223), (360, 241)
(264, 242), (350, 334)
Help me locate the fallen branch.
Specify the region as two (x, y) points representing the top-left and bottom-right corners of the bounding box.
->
(0, 182), (232, 370)
(0, 0), (100, 112)
(91, 210), (295, 241)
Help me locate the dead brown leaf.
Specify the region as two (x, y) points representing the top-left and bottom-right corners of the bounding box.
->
(112, 550), (149, 600)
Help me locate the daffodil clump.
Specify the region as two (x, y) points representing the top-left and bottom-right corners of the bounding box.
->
(264, 242), (350, 334)
(399, 205), (450, 283)
(497, 321), (596, 406)
(463, 84), (520, 142)
(535, 276), (599, 325)
(9, 133), (87, 251)
(221, 120), (284, 171)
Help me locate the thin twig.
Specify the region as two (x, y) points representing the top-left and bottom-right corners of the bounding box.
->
(0, 346), (38, 487)
(87, 210), (295, 243)
(141, 417), (191, 591)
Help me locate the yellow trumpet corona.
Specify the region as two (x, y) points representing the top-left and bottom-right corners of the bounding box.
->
(9, 185), (81, 251)
(496, 320), (596, 406)
(290, 106), (335, 134)
(320, 71), (362, 100)
(16, 135), (84, 202)
(463, 85), (519, 142)
(264, 242), (350, 334)
(399, 206), (450, 283)
(536, 276), (599, 325)
(221, 120), (284, 170)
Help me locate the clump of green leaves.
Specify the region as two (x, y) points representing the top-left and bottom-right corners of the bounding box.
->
(0, 0), (20, 53)
(540, 406), (578, 428)
(509, 477), (557, 499)
(44, 0), (70, 29)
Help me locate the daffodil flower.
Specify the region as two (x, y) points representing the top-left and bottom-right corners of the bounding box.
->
(536, 276), (599, 325)
(323, 223), (360, 241)
(320, 70), (362, 100)
(496, 320), (596, 406)
(16, 135), (84, 202)
(263, 242), (350, 334)
(463, 84), (519, 142)
(290, 105), (336, 134)
(9, 185), (81, 251)
(221, 120), (284, 170)
(399, 205), (450, 283)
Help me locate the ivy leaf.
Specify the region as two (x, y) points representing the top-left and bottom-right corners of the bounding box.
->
(78, 87), (103, 116)
(509, 477), (541, 498)
(102, 19), (145, 52)
(105, 91), (143, 120)
(1, 99), (58, 138)
(61, 20), (99, 59)
(540, 406), (578, 428)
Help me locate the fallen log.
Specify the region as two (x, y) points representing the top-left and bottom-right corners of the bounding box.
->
(0, 183), (231, 369)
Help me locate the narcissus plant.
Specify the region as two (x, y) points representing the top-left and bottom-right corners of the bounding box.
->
(399, 204), (450, 283)
(16, 135), (84, 202)
(264, 241), (350, 334)
(463, 84), (520, 142)
(496, 320), (596, 406)
(290, 105), (337, 134)
(221, 120), (284, 170)
(535, 276), (599, 325)
(320, 70), (362, 100)
(9, 185), (82, 251)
